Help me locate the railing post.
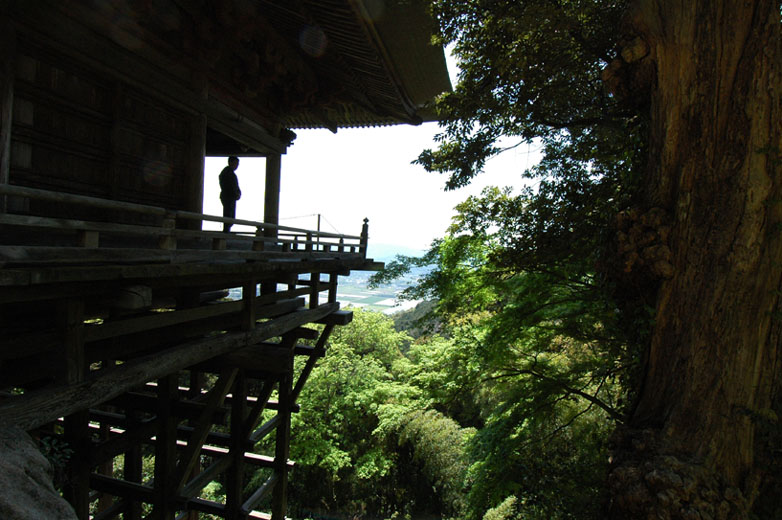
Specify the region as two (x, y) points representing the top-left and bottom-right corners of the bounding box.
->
(253, 226), (265, 251)
(309, 272), (320, 308)
(158, 211), (177, 250)
(359, 218), (369, 257)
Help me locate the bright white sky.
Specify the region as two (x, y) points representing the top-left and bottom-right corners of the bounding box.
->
(203, 129), (541, 250)
(203, 53), (542, 251)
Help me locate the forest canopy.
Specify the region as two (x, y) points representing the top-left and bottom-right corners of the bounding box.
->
(194, 1), (780, 518)
(269, 1), (781, 517)
(373, 0), (782, 519)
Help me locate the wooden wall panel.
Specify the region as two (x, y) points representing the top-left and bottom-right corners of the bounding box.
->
(9, 44), (113, 203)
(6, 38), (202, 216)
(0, 20), (15, 213)
(112, 87), (189, 208)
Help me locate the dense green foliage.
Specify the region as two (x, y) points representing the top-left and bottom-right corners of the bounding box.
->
(355, 0), (656, 518)
(279, 305), (618, 520)
(281, 2), (655, 517)
(287, 310), (422, 516)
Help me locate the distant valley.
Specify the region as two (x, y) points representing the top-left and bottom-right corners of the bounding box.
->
(227, 244), (429, 314)
(338, 243), (428, 314)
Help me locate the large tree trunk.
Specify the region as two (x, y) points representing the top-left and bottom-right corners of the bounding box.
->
(607, 1), (782, 518)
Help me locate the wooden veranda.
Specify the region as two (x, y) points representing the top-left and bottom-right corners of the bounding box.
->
(0, 183), (380, 519)
(0, 1), (450, 518)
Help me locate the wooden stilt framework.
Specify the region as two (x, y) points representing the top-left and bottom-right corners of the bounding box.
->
(0, 185), (376, 519)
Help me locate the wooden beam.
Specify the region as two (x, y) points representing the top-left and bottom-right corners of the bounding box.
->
(206, 344), (293, 375)
(291, 323), (336, 403)
(293, 345), (325, 358)
(0, 302), (340, 430)
(243, 474), (279, 516)
(0, 244), (366, 269)
(186, 497), (225, 517)
(85, 298), (305, 364)
(173, 369), (237, 494)
(88, 415), (156, 467)
(250, 415), (280, 444)
(85, 298), (242, 343)
(0, 256), (365, 296)
(90, 498), (128, 520)
(89, 474), (155, 503)
(0, 184), (168, 218)
(317, 310), (354, 326)
(243, 380), (276, 435)
(108, 391), (229, 423)
(194, 445), (292, 469)
(181, 457), (232, 500)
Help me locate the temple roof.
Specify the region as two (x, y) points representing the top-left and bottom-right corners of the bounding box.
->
(13, 0), (451, 146)
(256, 0), (452, 130)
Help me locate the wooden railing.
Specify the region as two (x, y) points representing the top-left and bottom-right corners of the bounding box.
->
(0, 184), (369, 268)
(0, 187), (373, 520)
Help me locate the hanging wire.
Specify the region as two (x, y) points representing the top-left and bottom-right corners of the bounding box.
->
(320, 215), (342, 234)
(280, 213), (343, 235)
(280, 213), (318, 221)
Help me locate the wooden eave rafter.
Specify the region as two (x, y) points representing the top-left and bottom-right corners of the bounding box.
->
(256, 0), (449, 130)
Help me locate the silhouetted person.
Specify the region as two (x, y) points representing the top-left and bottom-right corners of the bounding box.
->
(219, 156), (241, 232)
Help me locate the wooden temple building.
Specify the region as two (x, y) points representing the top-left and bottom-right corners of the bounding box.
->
(0, 1), (450, 519)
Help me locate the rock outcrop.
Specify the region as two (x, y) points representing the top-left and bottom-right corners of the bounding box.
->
(0, 424), (77, 520)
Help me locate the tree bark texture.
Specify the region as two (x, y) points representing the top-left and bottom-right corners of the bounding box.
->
(607, 1), (782, 518)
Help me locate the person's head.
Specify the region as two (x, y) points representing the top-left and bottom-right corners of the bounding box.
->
(228, 156), (239, 169)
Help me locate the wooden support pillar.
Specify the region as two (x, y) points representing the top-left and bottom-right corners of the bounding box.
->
(96, 359), (116, 515)
(124, 408), (144, 520)
(328, 273), (338, 304)
(226, 370), (248, 519)
(63, 411), (91, 519)
(271, 368), (293, 520)
(243, 279), (257, 330)
(183, 370), (205, 520)
(262, 153), (281, 296)
(264, 153), (281, 238)
(59, 299), (86, 385)
(153, 375), (179, 520)
(0, 18), (15, 214)
(309, 273), (320, 309)
(58, 296), (89, 519)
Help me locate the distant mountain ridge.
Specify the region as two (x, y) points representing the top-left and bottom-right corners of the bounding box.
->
(366, 243), (426, 263)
